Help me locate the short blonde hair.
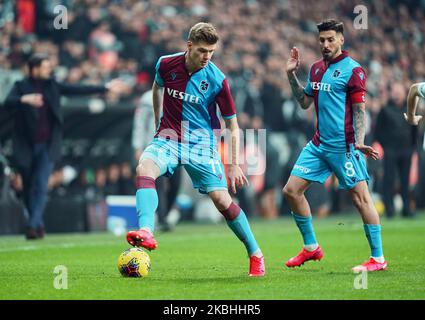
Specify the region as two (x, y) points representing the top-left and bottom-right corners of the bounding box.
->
(188, 22), (219, 44)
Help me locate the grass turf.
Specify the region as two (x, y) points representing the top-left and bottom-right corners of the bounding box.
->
(0, 213), (424, 300)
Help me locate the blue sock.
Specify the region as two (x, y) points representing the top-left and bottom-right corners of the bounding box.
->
(364, 224), (384, 258)
(292, 212), (318, 246)
(136, 177), (158, 232)
(221, 203), (259, 256)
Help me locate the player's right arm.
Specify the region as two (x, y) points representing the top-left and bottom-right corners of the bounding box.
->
(152, 57), (165, 129)
(286, 47), (313, 110)
(405, 82), (424, 126)
(152, 81), (163, 129)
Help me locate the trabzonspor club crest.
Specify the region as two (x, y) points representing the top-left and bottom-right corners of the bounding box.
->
(200, 80), (209, 93)
(332, 69), (341, 78)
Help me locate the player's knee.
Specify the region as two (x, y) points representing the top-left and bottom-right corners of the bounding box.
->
(283, 184), (300, 201)
(212, 197), (230, 212)
(136, 163), (145, 177)
(136, 160), (158, 178)
(351, 193), (367, 210)
(209, 191), (232, 211)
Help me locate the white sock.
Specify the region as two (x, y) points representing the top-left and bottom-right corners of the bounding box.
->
(304, 243), (319, 252)
(372, 256), (385, 263)
(250, 249), (263, 258)
(140, 227), (153, 234)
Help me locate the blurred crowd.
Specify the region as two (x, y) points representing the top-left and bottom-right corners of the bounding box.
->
(1, 0), (425, 219)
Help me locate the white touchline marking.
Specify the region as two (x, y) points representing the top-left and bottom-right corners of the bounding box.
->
(0, 240), (118, 253)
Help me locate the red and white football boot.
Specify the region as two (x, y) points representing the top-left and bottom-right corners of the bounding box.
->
(126, 229), (158, 250)
(249, 255), (265, 277)
(352, 258), (388, 272)
(285, 246), (323, 268)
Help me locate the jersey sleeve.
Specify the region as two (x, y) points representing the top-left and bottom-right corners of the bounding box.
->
(417, 82), (425, 98)
(154, 57), (164, 87)
(348, 66), (367, 104)
(216, 78), (236, 119)
(304, 67), (313, 97)
(304, 72), (313, 97)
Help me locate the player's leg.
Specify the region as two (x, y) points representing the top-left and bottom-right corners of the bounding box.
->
(283, 176), (317, 247)
(329, 146), (387, 271)
(126, 158), (161, 250)
(209, 190), (261, 257)
(283, 176), (323, 267)
(349, 181), (387, 271)
(184, 146), (265, 276)
(127, 138), (178, 250)
(283, 143), (330, 267)
(208, 190), (265, 276)
(135, 158), (161, 232)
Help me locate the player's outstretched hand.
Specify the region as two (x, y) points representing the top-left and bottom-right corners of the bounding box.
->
(404, 112), (423, 126)
(355, 144), (380, 160)
(286, 47), (300, 73)
(228, 165), (250, 194)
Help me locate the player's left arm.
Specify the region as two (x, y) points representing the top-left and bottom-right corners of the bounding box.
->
(405, 82), (424, 126)
(352, 102), (378, 160)
(224, 116), (249, 194)
(349, 67), (379, 160)
(216, 78), (249, 193)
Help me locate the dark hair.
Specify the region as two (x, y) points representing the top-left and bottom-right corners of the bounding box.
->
(188, 22), (219, 44)
(317, 19), (344, 34)
(27, 53), (49, 73)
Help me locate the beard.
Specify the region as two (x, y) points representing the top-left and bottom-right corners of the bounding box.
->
(322, 50), (333, 61)
(321, 48), (341, 61)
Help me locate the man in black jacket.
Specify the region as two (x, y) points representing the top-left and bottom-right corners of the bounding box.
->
(375, 82), (417, 218)
(3, 53), (126, 239)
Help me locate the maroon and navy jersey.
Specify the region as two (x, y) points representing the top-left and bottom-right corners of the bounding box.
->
(304, 51), (366, 152)
(154, 52), (236, 146)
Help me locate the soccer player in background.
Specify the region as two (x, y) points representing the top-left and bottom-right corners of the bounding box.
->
(283, 19), (387, 272)
(405, 82), (425, 126)
(126, 22), (265, 276)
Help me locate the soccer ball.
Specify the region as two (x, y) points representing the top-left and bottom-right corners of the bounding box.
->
(117, 248), (151, 278)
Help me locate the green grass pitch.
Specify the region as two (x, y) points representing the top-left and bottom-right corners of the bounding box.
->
(1, 213), (424, 300)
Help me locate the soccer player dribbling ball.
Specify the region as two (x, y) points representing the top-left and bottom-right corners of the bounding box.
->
(126, 22), (265, 277)
(284, 19), (387, 272)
